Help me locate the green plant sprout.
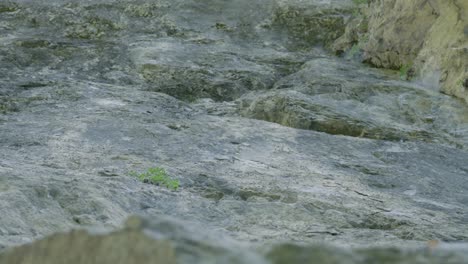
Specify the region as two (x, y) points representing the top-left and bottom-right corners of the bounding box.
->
(130, 167), (180, 190)
(346, 44), (360, 59)
(399, 64), (412, 80)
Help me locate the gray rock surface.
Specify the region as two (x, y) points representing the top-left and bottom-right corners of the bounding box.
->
(0, 0), (468, 262)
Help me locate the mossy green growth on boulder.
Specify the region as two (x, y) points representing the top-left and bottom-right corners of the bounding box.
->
(267, 243), (468, 264)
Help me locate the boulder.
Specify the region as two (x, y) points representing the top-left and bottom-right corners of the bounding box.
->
(334, 0), (468, 102)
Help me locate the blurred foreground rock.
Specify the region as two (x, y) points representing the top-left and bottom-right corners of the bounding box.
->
(1, 215), (467, 264)
(0, 217), (176, 264)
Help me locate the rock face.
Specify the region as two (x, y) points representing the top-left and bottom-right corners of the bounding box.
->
(334, 0), (468, 101)
(1, 0), (468, 263)
(238, 57), (468, 145)
(1, 215), (468, 264)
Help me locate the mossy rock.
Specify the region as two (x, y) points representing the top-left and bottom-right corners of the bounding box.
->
(0, 3), (18, 13)
(271, 7), (350, 49)
(140, 63), (273, 102)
